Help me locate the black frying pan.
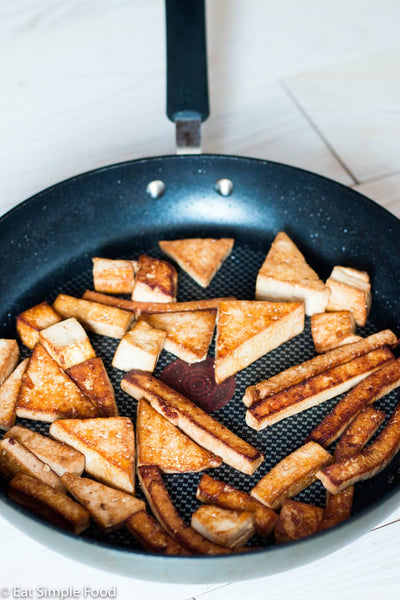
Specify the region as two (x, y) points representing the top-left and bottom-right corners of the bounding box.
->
(1, 0), (399, 583)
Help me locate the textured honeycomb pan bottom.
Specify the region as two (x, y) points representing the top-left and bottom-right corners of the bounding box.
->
(9, 241), (400, 553)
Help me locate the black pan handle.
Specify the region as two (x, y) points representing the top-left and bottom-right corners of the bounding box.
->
(165, 0), (209, 152)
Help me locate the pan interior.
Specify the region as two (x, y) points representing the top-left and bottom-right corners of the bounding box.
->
(1, 155), (400, 556)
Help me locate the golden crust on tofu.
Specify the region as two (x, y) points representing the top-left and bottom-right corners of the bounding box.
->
(112, 321), (166, 372)
(50, 417), (135, 494)
(255, 232), (329, 316)
(66, 357), (118, 417)
(83, 290), (235, 315)
(8, 472), (90, 534)
(274, 500), (324, 543)
(16, 344), (98, 423)
(311, 311), (361, 354)
(319, 487), (355, 531)
(121, 370), (264, 475)
(16, 302), (62, 350)
(4, 425), (85, 477)
(140, 309), (216, 364)
(131, 255), (177, 303)
(246, 347), (393, 431)
(316, 399), (400, 494)
(191, 505), (255, 549)
(61, 472), (145, 533)
(0, 437), (65, 492)
(243, 330), (397, 408)
(92, 257), (137, 294)
(215, 300), (304, 384)
(125, 510), (191, 555)
(39, 317), (96, 369)
(196, 473), (277, 537)
(158, 238), (234, 288)
(0, 339), (19, 386)
(307, 359), (400, 447)
(326, 266), (371, 327)
(138, 465), (229, 554)
(136, 399), (222, 473)
(53, 294), (134, 339)
(250, 441), (332, 510)
(0, 359), (29, 431)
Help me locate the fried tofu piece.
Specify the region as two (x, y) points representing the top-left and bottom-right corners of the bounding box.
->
(16, 344), (98, 423)
(255, 232), (329, 316)
(311, 311), (362, 354)
(4, 425), (85, 477)
(251, 441), (332, 510)
(61, 472), (145, 532)
(246, 346), (393, 431)
(53, 294), (134, 339)
(82, 290), (235, 315)
(158, 238), (234, 288)
(0, 359), (29, 431)
(333, 406), (386, 462)
(0, 437), (65, 492)
(138, 465), (229, 554)
(131, 255), (177, 303)
(112, 321), (166, 372)
(215, 300), (304, 384)
(0, 339), (19, 386)
(66, 357), (118, 417)
(307, 359), (400, 447)
(196, 474), (277, 538)
(92, 258), (137, 294)
(140, 309), (216, 364)
(125, 510), (190, 555)
(318, 407), (384, 530)
(50, 417), (135, 494)
(122, 370), (264, 475)
(191, 505), (255, 549)
(8, 473), (90, 534)
(326, 266), (371, 327)
(243, 330), (397, 408)
(316, 399), (400, 494)
(136, 399), (222, 472)
(16, 302), (62, 350)
(274, 500), (324, 543)
(39, 317), (96, 369)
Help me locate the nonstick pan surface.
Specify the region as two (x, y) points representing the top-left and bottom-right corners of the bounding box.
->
(1, 153), (400, 582)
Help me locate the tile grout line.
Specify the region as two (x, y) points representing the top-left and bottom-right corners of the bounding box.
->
(350, 169), (400, 188)
(185, 582), (232, 600)
(279, 79), (359, 185)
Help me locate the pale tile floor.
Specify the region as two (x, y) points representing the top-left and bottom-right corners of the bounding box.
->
(1, 0), (400, 598)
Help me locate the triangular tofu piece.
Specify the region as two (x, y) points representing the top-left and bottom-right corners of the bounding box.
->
(137, 399), (222, 472)
(159, 238), (234, 288)
(0, 339), (19, 386)
(16, 344), (98, 422)
(66, 357), (118, 417)
(255, 232), (329, 316)
(50, 417), (135, 494)
(139, 309), (216, 363)
(215, 300), (304, 383)
(0, 359), (29, 430)
(61, 472), (145, 532)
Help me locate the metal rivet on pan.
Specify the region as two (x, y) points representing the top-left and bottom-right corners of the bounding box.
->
(146, 180), (165, 199)
(215, 178), (234, 196)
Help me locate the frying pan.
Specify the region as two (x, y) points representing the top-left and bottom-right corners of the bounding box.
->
(1, 0), (399, 584)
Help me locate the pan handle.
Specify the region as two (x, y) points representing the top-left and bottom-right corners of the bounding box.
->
(165, 0), (209, 154)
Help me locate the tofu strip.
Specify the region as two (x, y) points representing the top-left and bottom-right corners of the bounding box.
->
(82, 290), (235, 317)
(307, 359), (400, 447)
(243, 330), (397, 407)
(246, 347), (393, 431)
(122, 370), (264, 475)
(316, 400), (400, 494)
